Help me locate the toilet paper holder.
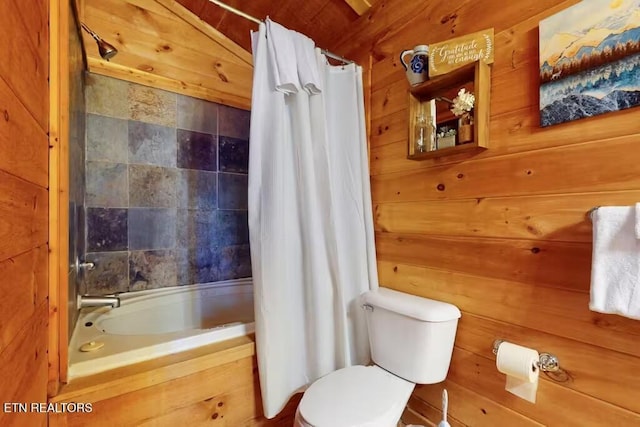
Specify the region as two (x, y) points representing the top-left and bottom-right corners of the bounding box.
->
(492, 339), (560, 373)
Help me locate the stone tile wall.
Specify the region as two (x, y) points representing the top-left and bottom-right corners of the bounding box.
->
(83, 73), (251, 295)
(69, 16), (86, 336)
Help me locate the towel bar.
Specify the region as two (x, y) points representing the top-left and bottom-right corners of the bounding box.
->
(588, 206), (600, 221)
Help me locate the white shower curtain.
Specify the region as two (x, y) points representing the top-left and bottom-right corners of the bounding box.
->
(248, 20), (379, 418)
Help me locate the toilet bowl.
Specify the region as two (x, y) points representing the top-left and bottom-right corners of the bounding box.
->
(295, 365), (414, 427)
(294, 287), (461, 427)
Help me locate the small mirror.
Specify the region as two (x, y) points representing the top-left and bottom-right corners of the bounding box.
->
(432, 81), (475, 149)
(407, 71), (480, 159)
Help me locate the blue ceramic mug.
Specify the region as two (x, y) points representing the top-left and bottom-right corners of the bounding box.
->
(400, 45), (429, 86)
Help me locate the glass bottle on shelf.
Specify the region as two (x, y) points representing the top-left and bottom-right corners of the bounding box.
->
(414, 114), (435, 153)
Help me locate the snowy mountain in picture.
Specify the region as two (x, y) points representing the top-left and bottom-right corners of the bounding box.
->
(539, 0), (640, 126)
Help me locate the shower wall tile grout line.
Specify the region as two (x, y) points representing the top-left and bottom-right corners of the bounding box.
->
(83, 73), (251, 295)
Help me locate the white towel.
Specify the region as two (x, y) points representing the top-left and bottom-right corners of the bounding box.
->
(636, 203), (640, 239)
(590, 206), (640, 320)
(292, 31), (322, 95)
(266, 18), (299, 94)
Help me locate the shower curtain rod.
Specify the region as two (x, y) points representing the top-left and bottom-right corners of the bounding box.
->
(207, 0), (355, 65)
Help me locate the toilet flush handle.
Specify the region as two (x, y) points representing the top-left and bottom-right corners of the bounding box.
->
(361, 303), (374, 312)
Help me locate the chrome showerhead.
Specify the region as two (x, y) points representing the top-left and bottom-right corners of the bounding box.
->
(97, 39), (118, 60)
(81, 23), (118, 61)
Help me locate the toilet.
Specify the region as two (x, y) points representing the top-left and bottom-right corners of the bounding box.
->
(295, 287), (461, 427)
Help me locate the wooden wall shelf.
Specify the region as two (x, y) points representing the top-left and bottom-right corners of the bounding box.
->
(407, 60), (491, 160)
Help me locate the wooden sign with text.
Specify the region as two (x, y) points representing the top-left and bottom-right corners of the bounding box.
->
(429, 29), (494, 77)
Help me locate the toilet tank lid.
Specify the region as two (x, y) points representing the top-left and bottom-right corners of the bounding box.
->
(363, 287), (461, 322)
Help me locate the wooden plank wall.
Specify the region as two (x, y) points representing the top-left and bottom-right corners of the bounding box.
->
(80, 0), (253, 109)
(0, 0), (50, 425)
(50, 337), (300, 426)
(329, 0), (640, 425)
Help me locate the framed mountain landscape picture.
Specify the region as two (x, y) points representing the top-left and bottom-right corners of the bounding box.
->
(539, 0), (640, 127)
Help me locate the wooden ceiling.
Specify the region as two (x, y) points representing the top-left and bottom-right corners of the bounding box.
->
(176, 0), (373, 53)
(80, 0), (255, 109)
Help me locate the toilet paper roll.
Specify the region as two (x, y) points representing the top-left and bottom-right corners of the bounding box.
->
(496, 342), (539, 403)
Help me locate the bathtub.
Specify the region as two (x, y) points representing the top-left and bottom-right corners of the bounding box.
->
(68, 278), (255, 379)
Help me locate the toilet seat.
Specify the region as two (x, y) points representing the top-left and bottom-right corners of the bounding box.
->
(296, 365), (415, 427)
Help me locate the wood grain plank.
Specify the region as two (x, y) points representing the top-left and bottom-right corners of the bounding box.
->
(377, 261), (640, 358)
(0, 246), (48, 354)
(405, 395), (464, 427)
(412, 380), (544, 427)
(135, 394), (254, 426)
(368, 0), (564, 97)
(0, 302), (48, 427)
(142, 388), (301, 427)
(82, 0), (252, 109)
(119, 0), (184, 20)
(331, 0), (445, 57)
(370, 138), (484, 176)
(490, 58), (540, 117)
(370, 108), (407, 148)
(13, 0), (49, 64)
(88, 58), (250, 110)
(83, 5), (252, 93)
(365, 1), (585, 152)
(455, 313), (640, 413)
(370, 66), (477, 130)
(0, 171), (49, 263)
(489, 105), (640, 156)
(155, 0), (253, 66)
(252, 393), (302, 426)
(55, 358), (258, 426)
(4, 339), (49, 427)
(84, 16), (252, 98)
(53, 336), (255, 402)
(0, 1), (49, 131)
(370, 54), (404, 96)
(366, 3), (637, 174)
(401, 405), (437, 427)
(0, 67), (48, 188)
(84, 13), (252, 74)
(376, 231), (592, 292)
(362, 0), (576, 62)
(84, 0), (226, 50)
(344, 0), (372, 16)
(197, 1), (260, 54)
(176, 0), (206, 18)
(374, 191), (640, 242)
(370, 107), (640, 176)
(0, 0), (52, 409)
(446, 347), (640, 426)
(49, 0), (72, 393)
(371, 134), (640, 203)
(474, 59), (490, 150)
(338, 0), (640, 423)
(85, 0), (251, 67)
(371, 59), (541, 130)
(370, 66), (548, 147)
(371, 78), (407, 121)
(51, 354), (300, 427)
(489, 1), (579, 78)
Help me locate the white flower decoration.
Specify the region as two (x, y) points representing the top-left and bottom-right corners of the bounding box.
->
(451, 88), (475, 117)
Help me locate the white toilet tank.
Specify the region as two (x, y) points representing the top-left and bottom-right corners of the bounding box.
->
(362, 287), (461, 384)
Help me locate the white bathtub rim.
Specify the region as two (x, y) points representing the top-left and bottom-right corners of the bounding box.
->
(106, 277), (253, 303)
(68, 322), (255, 380)
(69, 278), (254, 380)
(78, 278), (253, 327)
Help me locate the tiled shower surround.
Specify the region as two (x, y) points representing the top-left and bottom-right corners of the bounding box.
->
(83, 73), (251, 295)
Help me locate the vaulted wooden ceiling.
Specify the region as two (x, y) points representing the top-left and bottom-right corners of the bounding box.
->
(176, 0), (375, 53)
(77, 0), (377, 110)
